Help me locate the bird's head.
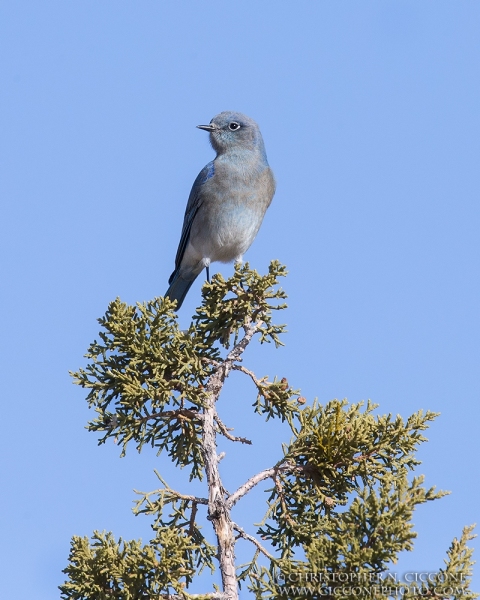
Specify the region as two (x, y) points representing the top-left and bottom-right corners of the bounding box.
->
(197, 111), (266, 157)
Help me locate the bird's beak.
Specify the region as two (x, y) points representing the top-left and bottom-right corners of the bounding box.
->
(197, 124), (216, 132)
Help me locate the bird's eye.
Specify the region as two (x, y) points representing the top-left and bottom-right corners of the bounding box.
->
(229, 122), (240, 131)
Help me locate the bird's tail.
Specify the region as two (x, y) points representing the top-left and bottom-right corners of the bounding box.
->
(165, 270), (197, 310)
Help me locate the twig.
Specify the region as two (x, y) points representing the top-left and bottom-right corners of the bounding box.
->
(157, 594), (231, 599)
(226, 468), (275, 509)
(203, 321), (259, 404)
(135, 473), (208, 506)
(273, 471), (296, 529)
(201, 357), (222, 368)
(232, 522), (274, 561)
(188, 502), (198, 537)
(164, 490), (208, 505)
(134, 408), (204, 425)
(227, 462), (296, 509)
(231, 364), (267, 388)
(224, 318), (261, 369)
(214, 415), (252, 445)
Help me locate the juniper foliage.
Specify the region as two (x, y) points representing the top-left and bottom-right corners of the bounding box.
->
(62, 261), (477, 600)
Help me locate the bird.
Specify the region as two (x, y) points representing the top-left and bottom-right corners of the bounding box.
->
(165, 111), (275, 309)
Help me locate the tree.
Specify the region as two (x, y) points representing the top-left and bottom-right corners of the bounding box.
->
(61, 262), (476, 600)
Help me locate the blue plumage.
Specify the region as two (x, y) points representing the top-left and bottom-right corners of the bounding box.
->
(166, 112), (275, 309)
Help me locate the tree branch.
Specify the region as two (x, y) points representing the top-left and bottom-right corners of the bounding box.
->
(273, 470), (296, 529)
(134, 408), (204, 425)
(188, 502), (198, 537)
(224, 318), (261, 368)
(226, 462), (296, 509)
(231, 364), (267, 388)
(157, 594), (230, 599)
(164, 490), (208, 505)
(135, 472), (208, 507)
(199, 317), (262, 600)
(232, 522), (274, 561)
(227, 468), (275, 509)
(215, 414), (252, 445)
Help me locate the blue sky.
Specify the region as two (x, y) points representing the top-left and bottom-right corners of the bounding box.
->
(1, 1), (479, 597)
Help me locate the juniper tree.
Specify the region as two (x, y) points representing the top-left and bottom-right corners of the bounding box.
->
(61, 262), (477, 600)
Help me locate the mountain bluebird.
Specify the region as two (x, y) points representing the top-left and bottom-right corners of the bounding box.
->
(165, 111), (275, 309)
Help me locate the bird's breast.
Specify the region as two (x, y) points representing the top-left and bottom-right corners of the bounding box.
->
(189, 164), (274, 262)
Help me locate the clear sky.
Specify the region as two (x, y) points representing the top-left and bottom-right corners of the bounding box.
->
(1, 2), (479, 598)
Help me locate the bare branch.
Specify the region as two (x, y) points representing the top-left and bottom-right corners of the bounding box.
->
(201, 318), (261, 388)
(231, 364), (267, 388)
(164, 490), (208, 505)
(199, 329), (260, 600)
(167, 318), (262, 599)
(201, 357), (222, 368)
(215, 414), (252, 445)
(202, 318), (261, 408)
(135, 473), (208, 506)
(224, 318), (261, 367)
(188, 502), (198, 537)
(134, 408), (204, 425)
(156, 594), (231, 600)
(232, 522), (274, 561)
(227, 468), (275, 509)
(273, 471), (296, 529)
(227, 462), (297, 509)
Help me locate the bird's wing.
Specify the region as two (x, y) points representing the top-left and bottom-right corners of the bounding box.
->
(174, 161), (215, 271)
